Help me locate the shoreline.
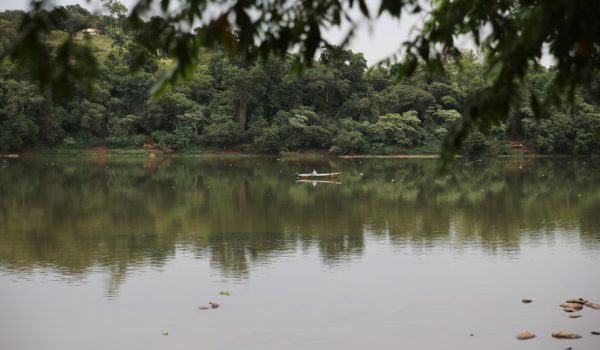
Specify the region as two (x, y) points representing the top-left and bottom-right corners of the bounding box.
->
(1, 148), (597, 159)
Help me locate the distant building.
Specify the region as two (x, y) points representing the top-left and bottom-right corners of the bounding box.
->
(77, 28), (103, 37)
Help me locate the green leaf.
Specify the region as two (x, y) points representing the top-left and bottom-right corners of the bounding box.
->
(530, 90), (542, 118)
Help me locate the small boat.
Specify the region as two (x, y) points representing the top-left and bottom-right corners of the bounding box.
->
(296, 171), (341, 180)
(296, 179), (342, 186)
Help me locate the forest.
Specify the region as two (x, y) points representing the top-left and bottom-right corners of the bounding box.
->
(1, 4), (599, 156)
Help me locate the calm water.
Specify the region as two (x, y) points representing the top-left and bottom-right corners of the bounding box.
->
(1, 156), (599, 350)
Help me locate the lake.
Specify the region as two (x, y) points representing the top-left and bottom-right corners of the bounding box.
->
(0, 155), (599, 350)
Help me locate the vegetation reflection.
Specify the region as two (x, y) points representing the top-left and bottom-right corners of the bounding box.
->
(0, 157), (599, 295)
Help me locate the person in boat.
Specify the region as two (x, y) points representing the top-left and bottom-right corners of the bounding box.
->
(311, 169), (317, 175)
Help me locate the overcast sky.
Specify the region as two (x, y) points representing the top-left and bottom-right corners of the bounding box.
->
(0, 1), (557, 67)
(0, 0), (430, 66)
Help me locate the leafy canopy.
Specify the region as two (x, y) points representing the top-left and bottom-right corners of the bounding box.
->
(2, 0), (600, 164)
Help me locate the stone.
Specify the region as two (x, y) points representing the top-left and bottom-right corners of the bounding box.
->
(521, 299), (533, 304)
(591, 331), (600, 335)
(516, 331), (536, 340)
(585, 302), (600, 309)
(198, 304), (211, 310)
(569, 315), (582, 319)
(209, 302), (220, 309)
(552, 331), (582, 339)
(561, 303), (583, 311)
(566, 298), (588, 304)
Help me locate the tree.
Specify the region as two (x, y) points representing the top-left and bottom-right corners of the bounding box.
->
(368, 111), (423, 147)
(176, 107), (206, 137)
(106, 114), (146, 147)
(101, 0), (127, 34)
(330, 131), (368, 155)
(54, 5), (96, 33)
(380, 84), (436, 117)
(461, 131), (490, 156)
(80, 99), (108, 136)
(0, 2), (599, 158)
(141, 91), (195, 131)
(0, 79), (43, 150)
(3, 0), (600, 163)
(222, 63), (265, 130)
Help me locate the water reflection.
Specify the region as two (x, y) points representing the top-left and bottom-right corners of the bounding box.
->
(0, 156), (599, 294)
(296, 179), (342, 186)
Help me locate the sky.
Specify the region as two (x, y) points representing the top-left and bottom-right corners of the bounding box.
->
(0, 0), (428, 66)
(2, 0), (552, 67)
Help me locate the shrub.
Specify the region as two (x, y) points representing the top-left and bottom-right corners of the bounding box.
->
(462, 131), (490, 155)
(63, 136), (77, 146)
(330, 130), (368, 154)
(107, 133), (146, 147)
(253, 126), (281, 153)
(152, 124), (196, 150)
(367, 111), (423, 146)
(202, 119), (242, 146)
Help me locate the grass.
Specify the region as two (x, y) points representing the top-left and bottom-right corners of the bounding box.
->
(386, 144), (441, 155)
(89, 35), (116, 62)
(35, 147), (154, 158)
(26, 144), (599, 160)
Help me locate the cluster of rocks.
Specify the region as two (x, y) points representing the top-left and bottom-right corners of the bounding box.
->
(561, 297), (600, 312)
(516, 297), (600, 341)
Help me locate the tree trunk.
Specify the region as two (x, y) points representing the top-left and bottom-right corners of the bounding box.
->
(238, 99), (248, 130)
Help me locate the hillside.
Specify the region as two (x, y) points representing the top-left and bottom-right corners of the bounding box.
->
(0, 6), (599, 156)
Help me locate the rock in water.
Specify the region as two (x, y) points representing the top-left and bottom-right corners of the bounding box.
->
(521, 299), (533, 304)
(209, 302), (220, 309)
(198, 304), (211, 310)
(516, 331), (536, 340)
(566, 298), (588, 304)
(552, 331), (582, 339)
(561, 303), (583, 310)
(563, 308), (575, 313)
(569, 315), (582, 319)
(585, 302), (600, 309)
(591, 331), (600, 335)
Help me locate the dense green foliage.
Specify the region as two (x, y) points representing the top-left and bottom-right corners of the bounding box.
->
(3, 1), (600, 162)
(0, 6), (599, 155)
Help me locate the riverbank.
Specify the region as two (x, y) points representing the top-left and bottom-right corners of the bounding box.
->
(1, 147), (597, 159)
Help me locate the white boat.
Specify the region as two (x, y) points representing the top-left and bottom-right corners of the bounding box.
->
(296, 179), (341, 185)
(295, 172), (341, 180)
